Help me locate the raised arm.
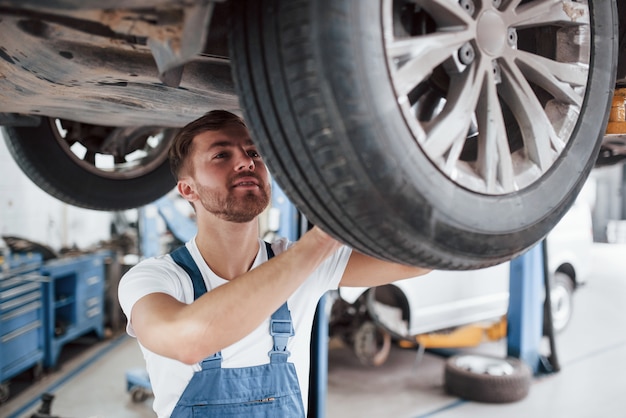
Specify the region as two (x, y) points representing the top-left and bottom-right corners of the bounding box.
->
(340, 250), (431, 288)
(129, 227), (342, 365)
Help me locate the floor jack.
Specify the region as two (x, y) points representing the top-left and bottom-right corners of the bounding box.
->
(30, 393), (58, 418)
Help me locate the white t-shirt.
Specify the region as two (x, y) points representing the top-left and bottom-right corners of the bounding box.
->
(118, 237), (352, 418)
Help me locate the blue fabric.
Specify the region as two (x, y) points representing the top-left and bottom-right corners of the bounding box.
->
(170, 245), (207, 300)
(169, 242), (305, 418)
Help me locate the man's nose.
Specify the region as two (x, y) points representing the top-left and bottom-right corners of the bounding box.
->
(236, 150), (255, 171)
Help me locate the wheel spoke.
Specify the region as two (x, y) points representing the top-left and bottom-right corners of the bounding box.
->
(388, 30), (474, 97)
(516, 48), (588, 87)
(442, 133), (466, 178)
(507, 0), (589, 28)
(423, 58), (485, 160)
(499, 55), (561, 170)
(476, 64), (516, 193)
(84, 150), (97, 165)
(513, 49), (586, 107)
(412, 0), (475, 26)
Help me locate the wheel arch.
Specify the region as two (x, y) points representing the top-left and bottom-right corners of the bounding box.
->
(368, 284), (411, 324)
(555, 263), (577, 287)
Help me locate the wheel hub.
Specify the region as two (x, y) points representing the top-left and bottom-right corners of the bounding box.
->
(476, 10), (507, 57)
(455, 355), (515, 376)
(383, 0), (592, 195)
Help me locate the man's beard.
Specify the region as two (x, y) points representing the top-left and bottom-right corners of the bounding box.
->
(197, 182), (270, 223)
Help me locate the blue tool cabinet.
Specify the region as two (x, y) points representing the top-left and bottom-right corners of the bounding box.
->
(41, 252), (108, 369)
(0, 252), (45, 402)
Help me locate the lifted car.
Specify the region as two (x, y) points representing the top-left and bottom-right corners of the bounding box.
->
(1, 0), (625, 269)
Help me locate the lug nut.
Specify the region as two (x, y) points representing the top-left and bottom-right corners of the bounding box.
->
(459, 43), (476, 65)
(507, 28), (518, 47)
(459, 0), (475, 16)
(492, 60), (502, 84)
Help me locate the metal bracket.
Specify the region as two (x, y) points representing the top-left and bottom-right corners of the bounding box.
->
(147, 1), (215, 87)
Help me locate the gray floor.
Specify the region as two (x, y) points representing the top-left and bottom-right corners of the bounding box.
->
(2, 243), (625, 418)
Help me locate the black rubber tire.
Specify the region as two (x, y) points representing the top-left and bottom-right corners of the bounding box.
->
(444, 354), (532, 403)
(230, 0), (618, 269)
(3, 119), (176, 211)
(544, 271), (575, 335)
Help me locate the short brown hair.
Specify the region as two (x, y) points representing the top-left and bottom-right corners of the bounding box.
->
(169, 110), (247, 179)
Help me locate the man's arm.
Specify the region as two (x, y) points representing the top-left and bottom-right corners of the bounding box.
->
(340, 251), (431, 288)
(129, 227), (342, 365)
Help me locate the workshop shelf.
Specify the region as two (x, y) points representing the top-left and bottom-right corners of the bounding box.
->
(41, 251), (110, 369)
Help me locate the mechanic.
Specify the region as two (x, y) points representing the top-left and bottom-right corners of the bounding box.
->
(118, 110), (430, 418)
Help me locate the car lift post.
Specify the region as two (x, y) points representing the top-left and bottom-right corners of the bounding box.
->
(138, 204), (161, 258)
(507, 241), (546, 374)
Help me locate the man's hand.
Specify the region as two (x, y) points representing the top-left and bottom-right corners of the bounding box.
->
(304, 226), (343, 255)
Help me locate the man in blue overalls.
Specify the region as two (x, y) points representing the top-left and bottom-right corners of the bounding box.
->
(118, 110), (430, 417)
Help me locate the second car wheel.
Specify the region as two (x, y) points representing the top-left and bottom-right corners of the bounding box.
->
(546, 271), (575, 334)
(444, 354), (532, 403)
(3, 118), (176, 211)
(231, 0), (617, 269)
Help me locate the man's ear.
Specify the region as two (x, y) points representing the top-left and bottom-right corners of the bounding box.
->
(177, 179), (198, 203)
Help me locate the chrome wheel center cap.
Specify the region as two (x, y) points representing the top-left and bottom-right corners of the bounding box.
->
(477, 10), (507, 57)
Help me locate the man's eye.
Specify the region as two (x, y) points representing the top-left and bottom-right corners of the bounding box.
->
(214, 152), (228, 159)
(248, 150), (261, 158)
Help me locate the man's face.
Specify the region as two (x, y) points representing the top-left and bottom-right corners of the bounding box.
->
(184, 124), (271, 223)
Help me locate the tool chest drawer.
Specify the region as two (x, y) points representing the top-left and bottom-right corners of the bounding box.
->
(1, 282), (42, 334)
(0, 252), (45, 399)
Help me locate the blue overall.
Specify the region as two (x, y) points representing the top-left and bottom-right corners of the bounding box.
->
(168, 242), (306, 418)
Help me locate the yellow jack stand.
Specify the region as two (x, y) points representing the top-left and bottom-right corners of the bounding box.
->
(398, 316), (507, 350)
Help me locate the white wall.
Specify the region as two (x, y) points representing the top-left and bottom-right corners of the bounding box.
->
(0, 130), (112, 252)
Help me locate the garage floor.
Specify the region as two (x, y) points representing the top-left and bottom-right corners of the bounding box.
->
(2, 243), (625, 418)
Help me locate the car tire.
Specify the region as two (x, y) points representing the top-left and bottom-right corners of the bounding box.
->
(352, 320), (392, 367)
(3, 118), (176, 211)
(230, 0), (617, 269)
(544, 271), (575, 334)
(444, 354), (532, 403)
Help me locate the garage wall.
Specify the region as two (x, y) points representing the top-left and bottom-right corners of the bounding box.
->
(0, 131), (112, 252)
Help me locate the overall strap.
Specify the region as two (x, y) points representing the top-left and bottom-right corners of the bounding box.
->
(269, 300), (294, 363)
(170, 246), (207, 300)
(170, 245), (221, 369)
(265, 242), (296, 363)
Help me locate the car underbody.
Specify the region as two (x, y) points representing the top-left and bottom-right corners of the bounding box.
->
(0, 1), (238, 127)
